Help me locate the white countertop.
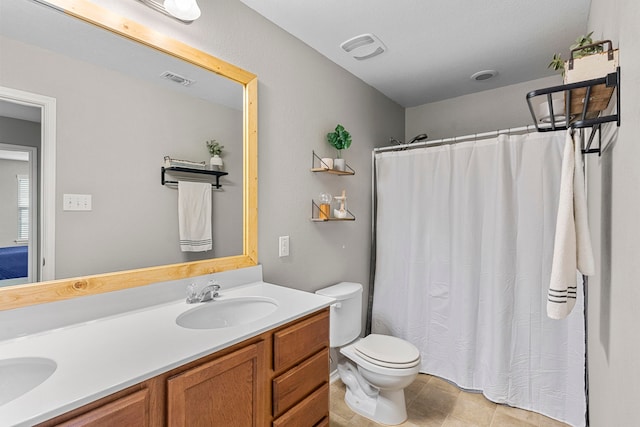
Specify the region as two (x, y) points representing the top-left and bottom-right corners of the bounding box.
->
(0, 279), (334, 426)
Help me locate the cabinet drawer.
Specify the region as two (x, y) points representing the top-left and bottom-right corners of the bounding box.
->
(314, 417), (329, 427)
(55, 388), (149, 427)
(273, 310), (329, 372)
(273, 349), (328, 417)
(272, 383), (329, 427)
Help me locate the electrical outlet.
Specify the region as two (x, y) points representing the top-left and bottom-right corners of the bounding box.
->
(279, 235), (290, 257)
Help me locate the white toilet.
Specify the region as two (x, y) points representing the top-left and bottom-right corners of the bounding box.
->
(316, 282), (421, 425)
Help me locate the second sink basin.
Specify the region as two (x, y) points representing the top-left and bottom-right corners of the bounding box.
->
(176, 296), (278, 330)
(0, 357), (57, 406)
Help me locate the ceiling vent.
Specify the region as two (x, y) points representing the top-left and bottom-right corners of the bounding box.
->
(160, 71), (195, 86)
(340, 33), (386, 61)
(470, 70), (498, 81)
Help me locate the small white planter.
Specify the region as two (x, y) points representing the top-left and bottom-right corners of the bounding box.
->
(210, 155), (223, 170)
(333, 158), (346, 172)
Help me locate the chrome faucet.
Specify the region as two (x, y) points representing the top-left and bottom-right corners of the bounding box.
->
(186, 280), (221, 304)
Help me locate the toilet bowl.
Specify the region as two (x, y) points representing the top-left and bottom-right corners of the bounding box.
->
(316, 282), (421, 425)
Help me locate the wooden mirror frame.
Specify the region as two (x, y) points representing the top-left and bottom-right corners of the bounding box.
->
(0, 0), (258, 311)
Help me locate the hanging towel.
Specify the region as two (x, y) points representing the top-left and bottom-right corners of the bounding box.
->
(178, 181), (212, 252)
(573, 131), (595, 275)
(548, 130), (595, 319)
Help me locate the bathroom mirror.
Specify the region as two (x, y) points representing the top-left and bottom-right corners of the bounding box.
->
(0, 0), (258, 310)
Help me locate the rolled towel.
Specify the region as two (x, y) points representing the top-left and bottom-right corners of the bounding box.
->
(178, 181), (212, 252)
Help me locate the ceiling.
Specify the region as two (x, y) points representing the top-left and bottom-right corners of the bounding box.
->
(239, 0), (592, 108)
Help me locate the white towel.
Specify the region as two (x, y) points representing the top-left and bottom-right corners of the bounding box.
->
(573, 131), (595, 275)
(547, 130), (595, 319)
(178, 181), (212, 252)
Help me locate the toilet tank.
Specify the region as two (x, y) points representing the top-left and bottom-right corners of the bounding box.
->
(315, 282), (363, 347)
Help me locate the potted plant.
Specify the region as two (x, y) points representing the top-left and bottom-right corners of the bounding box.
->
(548, 32), (604, 77)
(206, 139), (224, 170)
(326, 124), (352, 171)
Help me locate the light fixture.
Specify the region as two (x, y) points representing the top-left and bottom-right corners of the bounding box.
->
(135, 0), (200, 23)
(470, 70), (498, 81)
(340, 34), (386, 61)
(164, 0), (201, 21)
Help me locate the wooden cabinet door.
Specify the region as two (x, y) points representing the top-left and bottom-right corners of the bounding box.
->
(55, 388), (150, 427)
(167, 341), (265, 427)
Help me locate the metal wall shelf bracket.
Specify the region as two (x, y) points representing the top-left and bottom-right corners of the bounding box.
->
(161, 166), (228, 189)
(526, 67), (620, 155)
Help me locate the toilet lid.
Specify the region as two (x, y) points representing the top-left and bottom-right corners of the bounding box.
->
(354, 334), (420, 369)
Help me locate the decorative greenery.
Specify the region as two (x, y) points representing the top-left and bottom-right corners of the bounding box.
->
(548, 53), (564, 73)
(571, 32), (604, 58)
(326, 124), (352, 158)
(206, 140), (224, 156)
(548, 32), (604, 75)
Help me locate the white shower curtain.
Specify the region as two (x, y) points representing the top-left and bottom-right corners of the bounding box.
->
(372, 131), (586, 427)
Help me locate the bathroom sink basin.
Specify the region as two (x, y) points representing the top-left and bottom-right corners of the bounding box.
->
(0, 357), (57, 406)
(176, 296), (278, 330)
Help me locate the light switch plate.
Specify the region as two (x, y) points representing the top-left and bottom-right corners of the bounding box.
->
(63, 194), (92, 211)
(278, 235), (290, 257)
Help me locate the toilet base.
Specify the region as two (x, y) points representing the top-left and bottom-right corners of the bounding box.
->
(344, 386), (408, 425)
(336, 346), (417, 425)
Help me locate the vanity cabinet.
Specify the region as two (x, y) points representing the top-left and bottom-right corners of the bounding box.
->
(167, 341), (266, 426)
(36, 309), (329, 427)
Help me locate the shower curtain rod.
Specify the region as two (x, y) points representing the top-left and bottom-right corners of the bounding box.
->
(374, 124), (540, 153)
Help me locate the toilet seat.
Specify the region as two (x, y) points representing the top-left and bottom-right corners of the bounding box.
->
(353, 334), (420, 369)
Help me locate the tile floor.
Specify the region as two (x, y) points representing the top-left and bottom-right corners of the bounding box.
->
(329, 374), (571, 427)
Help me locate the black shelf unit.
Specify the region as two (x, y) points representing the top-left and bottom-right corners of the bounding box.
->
(526, 67), (620, 155)
(161, 166), (228, 189)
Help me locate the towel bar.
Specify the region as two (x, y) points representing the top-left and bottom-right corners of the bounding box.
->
(161, 166), (228, 189)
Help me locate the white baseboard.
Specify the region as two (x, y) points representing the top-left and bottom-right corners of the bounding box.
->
(330, 369), (341, 384)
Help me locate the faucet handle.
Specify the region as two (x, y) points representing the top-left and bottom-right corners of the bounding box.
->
(207, 279), (221, 291)
(186, 283), (199, 303)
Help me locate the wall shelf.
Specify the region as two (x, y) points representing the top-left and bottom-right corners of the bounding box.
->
(161, 166), (228, 189)
(310, 201), (355, 222)
(310, 150), (354, 175)
(526, 67), (620, 155)
(310, 151), (355, 221)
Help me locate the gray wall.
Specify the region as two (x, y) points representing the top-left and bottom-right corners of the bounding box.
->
(87, 0), (405, 304)
(1, 36), (243, 279)
(0, 116), (41, 148)
(584, 0), (640, 425)
(406, 75), (562, 140)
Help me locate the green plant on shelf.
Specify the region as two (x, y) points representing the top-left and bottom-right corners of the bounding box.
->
(326, 124), (352, 159)
(548, 31), (604, 76)
(206, 140), (224, 156)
